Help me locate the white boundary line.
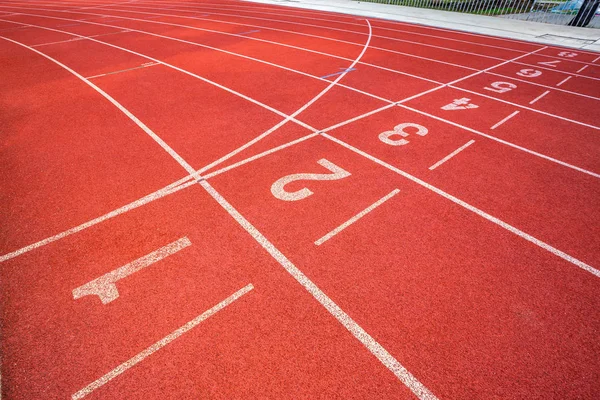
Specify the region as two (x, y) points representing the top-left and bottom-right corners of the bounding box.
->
(4, 36), (436, 399)
(490, 110), (519, 130)
(71, 284), (254, 400)
(315, 189), (400, 246)
(320, 132), (600, 278)
(529, 90), (550, 105)
(428, 140), (475, 170)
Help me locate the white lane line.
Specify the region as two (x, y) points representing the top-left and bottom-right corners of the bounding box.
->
(0, 177), (195, 263)
(556, 76), (572, 87)
(315, 189), (400, 246)
(72, 237), (191, 304)
(577, 65), (589, 73)
(529, 90), (550, 105)
(71, 284), (254, 400)
(593, 55), (600, 63)
(85, 61), (159, 79)
(490, 110), (520, 130)
(428, 140), (475, 171)
(321, 133), (600, 278)
(199, 180), (437, 400)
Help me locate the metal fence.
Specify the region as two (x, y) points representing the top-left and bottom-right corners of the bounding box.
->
(359, 0), (600, 27)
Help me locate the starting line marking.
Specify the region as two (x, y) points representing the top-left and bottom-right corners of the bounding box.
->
(556, 76), (572, 87)
(529, 90), (550, 105)
(72, 237), (191, 304)
(238, 29), (260, 35)
(315, 189), (400, 246)
(71, 284), (254, 400)
(577, 65), (589, 73)
(429, 140), (475, 170)
(86, 61), (160, 79)
(490, 110), (520, 130)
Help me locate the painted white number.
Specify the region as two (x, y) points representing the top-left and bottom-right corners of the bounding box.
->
(379, 123), (428, 146)
(537, 60), (560, 68)
(516, 68), (542, 78)
(484, 81), (517, 93)
(271, 159), (351, 202)
(441, 97), (478, 111)
(558, 51), (577, 58)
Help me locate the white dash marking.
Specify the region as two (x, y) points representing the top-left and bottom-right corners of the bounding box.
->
(592, 55), (600, 63)
(556, 76), (572, 87)
(577, 64), (589, 73)
(72, 237), (191, 304)
(86, 62), (159, 79)
(315, 189), (400, 246)
(529, 90), (550, 105)
(71, 284), (254, 400)
(490, 111), (520, 130)
(429, 140), (475, 170)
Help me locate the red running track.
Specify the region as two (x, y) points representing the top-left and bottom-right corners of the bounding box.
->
(1, 1), (599, 399)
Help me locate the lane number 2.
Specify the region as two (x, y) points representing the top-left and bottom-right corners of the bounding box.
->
(271, 159), (351, 201)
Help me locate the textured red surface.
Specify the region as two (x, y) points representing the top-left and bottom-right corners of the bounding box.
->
(1, 1), (599, 399)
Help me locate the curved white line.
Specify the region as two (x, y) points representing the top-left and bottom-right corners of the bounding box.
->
(196, 19), (372, 174)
